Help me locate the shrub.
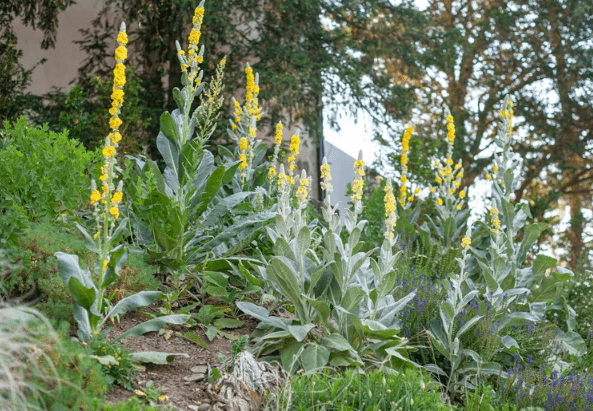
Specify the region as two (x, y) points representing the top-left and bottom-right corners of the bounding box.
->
(0, 117), (99, 221)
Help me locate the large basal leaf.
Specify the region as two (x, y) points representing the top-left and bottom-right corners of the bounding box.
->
(280, 338), (303, 374)
(195, 165), (226, 215)
(236, 302), (287, 330)
(214, 318), (244, 329)
(105, 291), (162, 320)
(288, 324), (315, 342)
(267, 257), (301, 305)
(113, 314), (189, 343)
(321, 334), (354, 352)
(301, 344), (330, 373)
(131, 351), (189, 365)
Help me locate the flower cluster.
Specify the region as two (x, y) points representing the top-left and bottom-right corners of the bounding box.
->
(431, 112), (465, 213)
(383, 178), (397, 242)
(244, 64), (261, 121)
(287, 132), (301, 183)
(320, 158), (332, 195)
(277, 164), (290, 192)
(351, 150), (365, 213)
(231, 99), (242, 130)
(175, 3), (205, 92)
(91, 23), (127, 241)
(268, 122), (283, 180)
(399, 126), (413, 206)
(295, 170), (310, 207)
(490, 207), (501, 233)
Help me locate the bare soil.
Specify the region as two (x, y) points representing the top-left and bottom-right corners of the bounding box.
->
(105, 309), (257, 410)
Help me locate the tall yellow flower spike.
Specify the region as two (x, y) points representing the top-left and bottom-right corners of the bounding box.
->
(268, 122), (283, 180)
(288, 132), (301, 183)
(352, 150), (365, 213)
(400, 126), (413, 206)
(432, 110), (465, 212)
(295, 170), (310, 208)
(384, 178), (397, 242)
(92, 22), (127, 230)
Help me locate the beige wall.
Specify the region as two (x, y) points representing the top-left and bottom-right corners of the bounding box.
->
(13, 0), (104, 95)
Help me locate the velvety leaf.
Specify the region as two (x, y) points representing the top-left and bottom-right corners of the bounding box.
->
(106, 291), (162, 320)
(131, 351), (189, 365)
(114, 315), (189, 343)
(301, 344), (330, 373)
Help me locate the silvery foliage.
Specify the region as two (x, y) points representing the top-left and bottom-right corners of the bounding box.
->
(239, 165), (416, 373)
(467, 97), (583, 356)
(426, 230), (505, 399)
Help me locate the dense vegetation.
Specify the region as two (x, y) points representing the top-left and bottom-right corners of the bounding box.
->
(1, 1), (592, 411)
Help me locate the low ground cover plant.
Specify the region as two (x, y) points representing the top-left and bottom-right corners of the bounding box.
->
(0, 1), (590, 410)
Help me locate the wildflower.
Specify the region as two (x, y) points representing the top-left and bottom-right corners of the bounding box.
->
(436, 198), (443, 206)
(268, 123), (283, 182)
(351, 150), (365, 212)
(459, 190), (466, 199)
(400, 126), (413, 206)
(320, 158), (332, 194)
(102, 260), (109, 271)
(461, 237), (471, 248)
(295, 170), (310, 206)
(493, 165), (499, 173)
(486, 174), (492, 180)
(102, 145), (116, 157)
(90, 189), (102, 204)
(490, 207), (501, 232)
(288, 132), (300, 177)
(384, 178), (397, 242)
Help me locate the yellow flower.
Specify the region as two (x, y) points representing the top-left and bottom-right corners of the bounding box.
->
(435, 177), (442, 184)
(110, 132), (122, 144)
(109, 117), (122, 129)
(239, 154), (247, 170)
(109, 206), (119, 219)
(436, 198), (443, 206)
(275, 123), (283, 145)
(117, 31), (128, 44)
(102, 260), (109, 271)
(158, 395), (168, 403)
(400, 175), (407, 184)
(115, 46), (127, 61)
(456, 204), (462, 210)
(430, 187), (435, 193)
(449, 188), (455, 195)
(413, 188), (420, 195)
(486, 174), (492, 180)
(102, 146), (116, 157)
(239, 137), (248, 151)
(493, 165), (499, 173)
(90, 189), (102, 204)
(459, 190), (466, 199)
(268, 166), (276, 180)
(461, 236), (471, 248)
(93, 231), (100, 239)
(111, 191), (123, 203)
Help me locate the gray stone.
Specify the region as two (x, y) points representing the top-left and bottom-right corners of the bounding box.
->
(191, 365), (208, 374)
(183, 373), (206, 382)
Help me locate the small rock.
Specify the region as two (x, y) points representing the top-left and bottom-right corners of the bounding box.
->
(184, 373), (206, 382)
(191, 365), (208, 374)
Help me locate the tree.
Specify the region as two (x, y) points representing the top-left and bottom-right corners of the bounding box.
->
(0, 0), (73, 122)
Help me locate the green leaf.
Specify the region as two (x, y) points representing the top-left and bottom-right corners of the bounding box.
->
(288, 324), (315, 342)
(195, 165), (225, 215)
(177, 332), (208, 349)
(172, 87), (185, 110)
(321, 334), (354, 352)
(236, 302), (287, 330)
(301, 344), (330, 373)
(68, 277), (96, 310)
(160, 112), (179, 146)
(280, 339), (303, 374)
(114, 314), (189, 343)
(131, 351), (189, 365)
(206, 325), (219, 341)
(214, 318), (244, 329)
(75, 223), (99, 253)
(296, 227), (311, 259)
(267, 257), (301, 305)
(106, 291), (161, 320)
(455, 315), (483, 338)
(303, 297), (330, 323)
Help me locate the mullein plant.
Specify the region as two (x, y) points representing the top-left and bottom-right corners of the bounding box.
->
(423, 111), (470, 250)
(55, 24), (188, 342)
(468, 97), (583, 358)
(426, 230), (505, 401)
